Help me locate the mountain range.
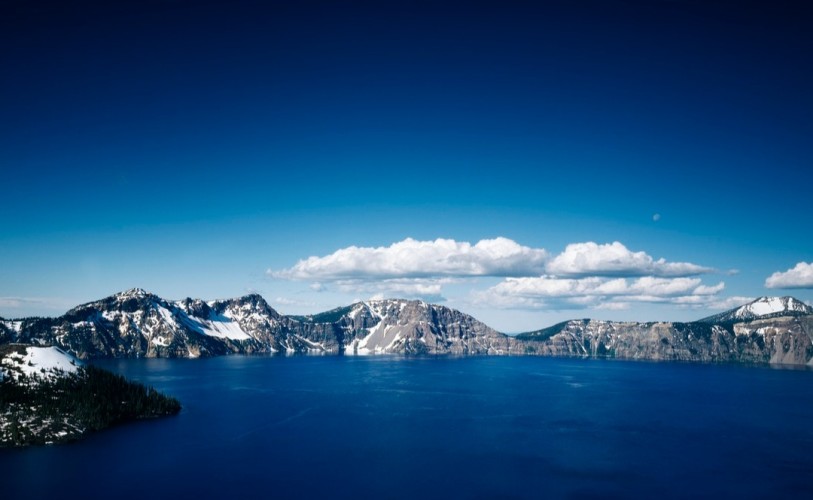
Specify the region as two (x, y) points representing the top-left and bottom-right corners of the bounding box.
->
(1, 289), (812, 365)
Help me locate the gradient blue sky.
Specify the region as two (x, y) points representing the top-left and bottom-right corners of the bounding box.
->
(2, 0), (811, 331)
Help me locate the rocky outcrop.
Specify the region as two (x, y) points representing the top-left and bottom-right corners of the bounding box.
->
(334, 300), (519, 355)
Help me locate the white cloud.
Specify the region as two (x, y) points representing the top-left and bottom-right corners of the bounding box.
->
(765, 262), (813, 289)
(596, 302), (631, 311)
(693, 282), (726, 295)
(334, 278), (447, 303)
(477, 275), (726, 310)
(271, 237), (548, 280)
(271, 237), (728, 311)
(488, 276), (716, 298)
(546, 241), (712, 277)
(272, 239), (713, 282)
(704, 296), (754, 311)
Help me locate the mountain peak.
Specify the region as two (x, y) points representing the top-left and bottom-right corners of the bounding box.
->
(700, 296), (812, 323)
(735, 296), (810, 319)
(236, 293), (269, 305)
(115, 288), (152, 299)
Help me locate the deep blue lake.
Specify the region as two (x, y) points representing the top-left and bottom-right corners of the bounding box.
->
(3, 356), (813, 499)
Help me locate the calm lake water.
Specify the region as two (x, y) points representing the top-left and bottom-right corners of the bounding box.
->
(3, 356), (813, 499)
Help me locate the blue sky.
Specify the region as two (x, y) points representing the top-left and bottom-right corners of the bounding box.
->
(1, 0), (811, 332)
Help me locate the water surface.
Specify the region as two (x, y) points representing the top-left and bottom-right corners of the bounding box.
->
(3, 356), (812, 499)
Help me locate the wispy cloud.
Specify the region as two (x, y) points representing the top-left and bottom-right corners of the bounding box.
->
(0, 296), (74, 316)
(765, 262), (813, 289)
(334, 278), (450, 303)
(273, 297), (316, 307)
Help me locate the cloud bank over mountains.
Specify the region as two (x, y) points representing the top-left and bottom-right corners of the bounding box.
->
(270, 237), (742, 310)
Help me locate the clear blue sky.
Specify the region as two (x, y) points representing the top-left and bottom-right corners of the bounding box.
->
(1, 0), (811, 332)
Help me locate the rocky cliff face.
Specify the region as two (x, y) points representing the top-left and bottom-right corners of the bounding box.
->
(516, 297), (813, 365)
(325, 300), (518, 355)
(2, 290), (812, 365)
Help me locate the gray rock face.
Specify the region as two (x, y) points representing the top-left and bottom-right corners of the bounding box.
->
(336, 300), (518, 355)
(517, 316), (813, 365)
(2, 290), (812, 365)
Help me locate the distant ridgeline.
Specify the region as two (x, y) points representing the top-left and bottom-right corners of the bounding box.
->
(0, 344), (180, 447)
(1, 289), (812, 366)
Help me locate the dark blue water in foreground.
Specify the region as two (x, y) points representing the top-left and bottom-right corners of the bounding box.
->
(3, 356), (813, 499)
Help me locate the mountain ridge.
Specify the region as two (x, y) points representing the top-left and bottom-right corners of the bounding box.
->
(1, 290), (812, 365)
(698, 296), (813, 324)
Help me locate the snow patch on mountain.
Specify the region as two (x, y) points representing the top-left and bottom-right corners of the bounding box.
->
(181, 312), (252, 341)
(117, 288), (150, 298)
(699, 296), (813, 324)
(1, 346), (82, 381)
(2, 320), (22, 333)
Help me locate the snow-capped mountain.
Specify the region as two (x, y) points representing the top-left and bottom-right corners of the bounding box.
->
(1, 288), (335, 358)
(305, 299), (516, 355)
(699, 296), (813, 323)
(1, 290), (516, 359)
(2, 290), (812, 365)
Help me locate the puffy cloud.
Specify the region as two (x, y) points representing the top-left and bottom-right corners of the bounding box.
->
(488, 276), (714, 298)
(477, 275), (726, 310)
(272, 239), (713, 282)
(271, 237), (548, 280)
(765, 262), (813, 289)
(271, 237), (730, 310)
(546, 241), (712, 278)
